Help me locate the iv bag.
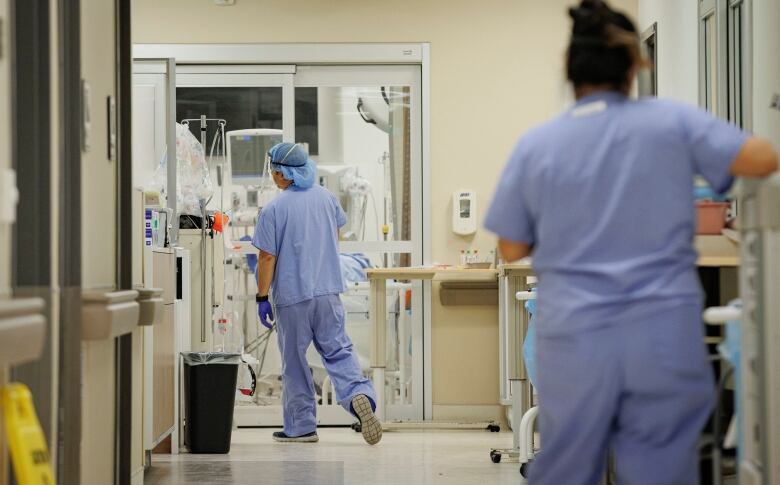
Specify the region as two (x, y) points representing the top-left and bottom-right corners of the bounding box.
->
(151, 123), (214, 217)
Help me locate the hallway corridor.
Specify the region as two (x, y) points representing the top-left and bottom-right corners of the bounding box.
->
(144, 428), (520, 485)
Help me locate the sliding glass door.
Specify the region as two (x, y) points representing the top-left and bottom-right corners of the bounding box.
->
(173, 64), (425, 422)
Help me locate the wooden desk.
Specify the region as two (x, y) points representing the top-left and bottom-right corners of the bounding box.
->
(365, 267), (499, 420)
(698, 256), (740, 267)
(696, 234), (740, 267)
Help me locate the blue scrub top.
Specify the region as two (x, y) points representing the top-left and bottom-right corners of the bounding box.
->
(252, 184), (348, 307)
(485, 92), (748, 337)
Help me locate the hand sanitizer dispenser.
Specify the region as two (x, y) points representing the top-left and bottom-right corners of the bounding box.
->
(452, 190), (477, 235)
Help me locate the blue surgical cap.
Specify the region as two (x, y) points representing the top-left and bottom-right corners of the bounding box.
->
(269, 142), (317, 189)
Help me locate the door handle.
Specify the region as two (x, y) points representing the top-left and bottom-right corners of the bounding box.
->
(82, 289), (140, 340)
(0, 297), (46, 367)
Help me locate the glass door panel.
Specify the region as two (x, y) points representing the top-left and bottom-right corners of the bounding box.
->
(294, 86), (411, 251)
(177, 86), (284, 143)
(295, 65), (423, 420)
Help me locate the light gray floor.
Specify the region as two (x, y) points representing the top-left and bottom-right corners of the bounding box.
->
(144, 428), (522, 485)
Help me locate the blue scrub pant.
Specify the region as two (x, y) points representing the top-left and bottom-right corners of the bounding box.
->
(275, 294), (376, 437)
(530, 302), (715, 485)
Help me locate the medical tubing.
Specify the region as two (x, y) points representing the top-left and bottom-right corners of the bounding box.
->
(357, 98), (376, 125)
(259, 299), (277, 370)
(256, 327), (273, 377)
(380, 86), (390, 106)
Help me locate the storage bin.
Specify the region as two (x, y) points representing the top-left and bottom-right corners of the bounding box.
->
(696, 201), (730, 235)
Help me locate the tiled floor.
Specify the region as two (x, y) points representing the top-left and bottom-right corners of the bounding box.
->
(144, 428), (522, 485)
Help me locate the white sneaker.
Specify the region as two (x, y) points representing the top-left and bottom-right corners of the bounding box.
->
(351, 394), (382, 445)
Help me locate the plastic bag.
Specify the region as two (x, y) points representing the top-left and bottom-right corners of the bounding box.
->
(213, 310), (243, 354)
(150, 123), (213, 216)
(181, 352), (241, 366)
(523, 294), (537, 387)
(237, 354), (258, 400)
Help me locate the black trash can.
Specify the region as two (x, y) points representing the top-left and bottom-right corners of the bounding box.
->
(181, 352), (241, 454)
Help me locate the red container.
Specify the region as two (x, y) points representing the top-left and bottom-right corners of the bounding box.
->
(696, 201), (730, 235)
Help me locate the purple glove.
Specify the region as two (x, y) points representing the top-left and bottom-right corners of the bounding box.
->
(257, 300), (274, 329)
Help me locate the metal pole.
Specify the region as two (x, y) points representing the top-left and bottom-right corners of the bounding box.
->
(165, 58), (177, 245)
(200, 115), (208, 345)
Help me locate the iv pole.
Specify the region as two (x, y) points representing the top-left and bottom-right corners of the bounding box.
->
(180, 116), (226, 346)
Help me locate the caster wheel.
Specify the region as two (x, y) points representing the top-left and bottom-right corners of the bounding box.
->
(490, 451), (502, 464)
(520, 462), (530, 478)
(351, 422), (362, 433)
(487, 424), (501, 433)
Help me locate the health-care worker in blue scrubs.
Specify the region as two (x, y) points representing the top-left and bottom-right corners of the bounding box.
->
(252, 142), (382, 445)
(485, 1), (778, 483)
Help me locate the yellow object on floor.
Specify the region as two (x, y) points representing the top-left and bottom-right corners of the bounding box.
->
(2, 383), (56, 485)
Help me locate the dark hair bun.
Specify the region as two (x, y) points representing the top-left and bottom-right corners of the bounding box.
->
(566, 0), (641, 91)
(569, 0), (614, 38)
(569, 0), (612, 37)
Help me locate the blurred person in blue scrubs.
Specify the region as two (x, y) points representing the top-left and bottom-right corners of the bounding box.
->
(485, 1), (777, 483)
(253, 142), (382, 445)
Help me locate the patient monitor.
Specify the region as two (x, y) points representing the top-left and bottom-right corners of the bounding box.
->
(227, 129), (283, 186)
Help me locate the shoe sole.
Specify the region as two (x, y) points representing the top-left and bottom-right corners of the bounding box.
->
(272, 435), (319, 443)
(352, 394), (382, 445)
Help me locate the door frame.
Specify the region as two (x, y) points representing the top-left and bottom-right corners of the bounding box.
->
(133, 43), (434, 419)
(132, 58), (179, 464)
(10, 0), (59, 482)
(57, 0), (83, 482)
(115, 0), (133, 483)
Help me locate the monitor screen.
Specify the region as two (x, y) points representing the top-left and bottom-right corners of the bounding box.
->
(230, 133), (283, 182)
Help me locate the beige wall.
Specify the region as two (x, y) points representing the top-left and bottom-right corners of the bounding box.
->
(80, 341), (117, 484)
(133, 0), (637, 411)
(82, 0), (118, 291)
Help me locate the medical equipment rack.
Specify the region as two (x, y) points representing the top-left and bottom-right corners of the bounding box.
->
(490, 263), (536, 473)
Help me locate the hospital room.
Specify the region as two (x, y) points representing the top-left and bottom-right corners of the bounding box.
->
(1, 0), (780, 484)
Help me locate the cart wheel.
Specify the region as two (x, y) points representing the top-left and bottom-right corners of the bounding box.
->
(351, 422), (362, 433)
(520, 462), (530, 478)
(487, 424), (501, 433)
(490, 451), (502, 464)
